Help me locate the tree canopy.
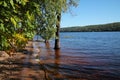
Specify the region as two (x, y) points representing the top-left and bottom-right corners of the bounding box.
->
(0, 0), (79, 51)
(0, 0), (41, 51)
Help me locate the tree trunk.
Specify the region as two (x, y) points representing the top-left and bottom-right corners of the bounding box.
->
(45, 40), (49, 43)
(54, 13), (61, 49)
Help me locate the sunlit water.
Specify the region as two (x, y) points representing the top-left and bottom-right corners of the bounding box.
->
(34, 32), (120, 80)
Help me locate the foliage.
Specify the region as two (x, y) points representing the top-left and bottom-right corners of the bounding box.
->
(36, 0), (79, 40)
(0, 0), (41, 51)
(40, 27), (56, 41)
(13, 33), (28, 50)
(60, 22), (120, 32)
(0, 0), (79, 51)
(36, 0), (62, 41)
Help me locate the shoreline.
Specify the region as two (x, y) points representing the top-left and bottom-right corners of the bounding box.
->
(1, 40), (120, 80)
(0, 41), (48, 80)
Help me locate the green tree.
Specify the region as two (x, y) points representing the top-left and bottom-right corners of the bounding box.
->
(36, 0), (57, 43)
(35, 0), (79, 48)
(54, 0), (79, 49)
(0, 0), (41, 52)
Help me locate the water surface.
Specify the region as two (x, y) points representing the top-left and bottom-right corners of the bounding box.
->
(35, 32), (120, 80)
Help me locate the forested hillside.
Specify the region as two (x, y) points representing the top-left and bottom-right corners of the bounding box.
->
(60, 22), (120, 32)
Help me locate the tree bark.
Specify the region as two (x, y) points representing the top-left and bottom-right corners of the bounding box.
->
(45, 40), (49, 43)
(54, 13), (61, 49)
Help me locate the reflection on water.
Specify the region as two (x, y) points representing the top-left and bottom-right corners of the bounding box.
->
(45, 42), (50, 49)
(53, 49), (61, 78)
(35, 32), (120, 80)
(45, 42), (60, 72)
(41, 43), (81, 79)
(55, 49), (60, 59)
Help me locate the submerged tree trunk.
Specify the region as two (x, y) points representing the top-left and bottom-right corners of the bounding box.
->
(54, 13), (61, 49)
(45, 40), (49, 43)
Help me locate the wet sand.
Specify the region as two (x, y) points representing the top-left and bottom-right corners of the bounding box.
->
(0, 41), (48, 80)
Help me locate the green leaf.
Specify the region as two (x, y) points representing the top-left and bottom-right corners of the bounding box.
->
(21, 0), (29, 6)
(3, 1), (7, 7)
(0, 1), (3, 5)
(26, 11), (35, 21)
(13, 9), (17, 13)
(26, 11), (30, 20)
(10, 17), (17, 27)
(0, 23), (5, 32)
(10, 0), (15, 9)
(0, 19), (3, 23)
(16, 0), (20, 3)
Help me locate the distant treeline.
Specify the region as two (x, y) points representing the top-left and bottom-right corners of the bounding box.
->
(60, 22), (120, 32)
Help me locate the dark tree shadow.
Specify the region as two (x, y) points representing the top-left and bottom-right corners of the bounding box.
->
(0, 49), (46, 80)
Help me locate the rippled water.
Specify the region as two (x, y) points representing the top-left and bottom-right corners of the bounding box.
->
(35, 32), (120, 80)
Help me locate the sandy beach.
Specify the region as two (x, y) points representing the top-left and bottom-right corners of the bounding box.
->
(0, 41), (48, 80)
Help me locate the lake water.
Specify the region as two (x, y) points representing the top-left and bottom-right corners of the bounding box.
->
(35, 32), (120, 80)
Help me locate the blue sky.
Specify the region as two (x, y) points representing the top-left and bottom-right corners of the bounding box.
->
(61, 0), (120, 27)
